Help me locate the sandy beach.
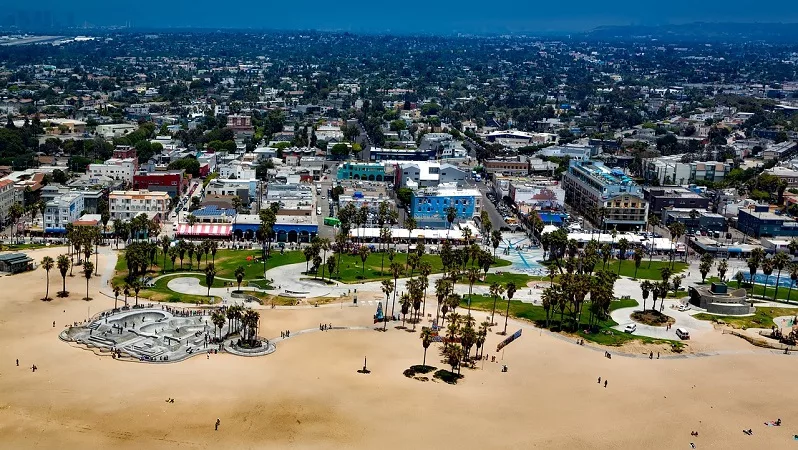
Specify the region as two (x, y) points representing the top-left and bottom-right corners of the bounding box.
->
(0, 247), (796, 449)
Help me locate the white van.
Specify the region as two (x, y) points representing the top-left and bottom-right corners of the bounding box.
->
(675, 328), (690, 340)
(316, 206), (322, 215)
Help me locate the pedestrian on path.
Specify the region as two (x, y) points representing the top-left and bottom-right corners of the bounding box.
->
(215, 418), (220, 431)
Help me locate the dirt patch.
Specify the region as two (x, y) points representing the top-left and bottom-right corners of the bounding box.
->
(631, 310), (675, 327)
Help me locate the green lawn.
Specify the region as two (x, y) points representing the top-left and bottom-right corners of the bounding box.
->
(128, 275), (221, 305)
(461, 295), (636, 328)
(693, 307), (798, 330)
(327, 252), (511, 283)
(475, 272), (541, 287)
(738, 282), (798, 304)
(595, 259), (688, 280)
(113, 248), (303, 286)
(461, 295), (680, 347)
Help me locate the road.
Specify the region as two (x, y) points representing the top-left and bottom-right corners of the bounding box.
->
(474, 181), (508, 231)
(355, 121), (372, 161)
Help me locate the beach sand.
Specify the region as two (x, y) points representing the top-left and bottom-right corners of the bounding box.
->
(0, 247), (795, 449)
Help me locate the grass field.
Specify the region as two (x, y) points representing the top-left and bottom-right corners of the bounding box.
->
(325, 252), (511, 283)
(595, 259), (688, 280)
(122, 275), (222, 305)
(693, 307), (798, 330)
(113, 248), (302, 286)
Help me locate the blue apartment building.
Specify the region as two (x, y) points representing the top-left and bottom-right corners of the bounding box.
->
(410, 185), (482, 228)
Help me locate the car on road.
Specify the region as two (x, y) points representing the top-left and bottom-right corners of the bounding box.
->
(675, 328), (690, 339)
(678, 304), (691, 312)
(624, 323), (637, 333)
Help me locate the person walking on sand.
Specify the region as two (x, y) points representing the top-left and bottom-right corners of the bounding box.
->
(16, 358), (19, 366)
(215, 418), (220, 431)
(597, 376), (601, 384)
(604, 380), (607, 388)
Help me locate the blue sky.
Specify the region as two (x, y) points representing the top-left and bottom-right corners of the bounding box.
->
(10, 1), (798, 33)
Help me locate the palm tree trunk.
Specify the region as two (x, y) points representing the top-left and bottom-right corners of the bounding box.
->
(490, 295), (498, 325)
(423, 347), (427, 366)
(775, 270), (782, 301)
(503, 297), (511, 334)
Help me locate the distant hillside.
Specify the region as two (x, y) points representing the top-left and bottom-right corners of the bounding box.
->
(583, 22), (798, 42)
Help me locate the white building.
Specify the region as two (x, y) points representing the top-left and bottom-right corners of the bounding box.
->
(108, 190), (170, 221)
(218, 161), (257, 180)
(87, 158), (137, 183)
(0, 179), (16, 226)
(44, 192), (84, 233)
(95, 124), (137, 139)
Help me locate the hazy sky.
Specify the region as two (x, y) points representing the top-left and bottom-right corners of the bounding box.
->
(10, 1), (798, 33)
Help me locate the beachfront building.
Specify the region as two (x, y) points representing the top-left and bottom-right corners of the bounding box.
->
(562, 160), (648, 231)
(43, 192), (84, 234)
(108, 190), (170, 221)
(410, 183), (481, 228)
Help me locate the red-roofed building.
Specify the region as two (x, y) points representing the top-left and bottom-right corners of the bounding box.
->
(133, 171), (186, 198)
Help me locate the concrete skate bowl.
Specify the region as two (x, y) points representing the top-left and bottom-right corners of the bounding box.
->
(108, 310), (169, 327)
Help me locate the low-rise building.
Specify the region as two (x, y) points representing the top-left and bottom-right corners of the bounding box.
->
(737, 206), (798, 238)
(764, 166), (798, 187)
(763, 141), (798, 161)
(644, 187), (710, 213)
(661, 208), (726, 233)
(108, 190), (170, 221)
(395, 162), (468, 189)
(484, 158), (529, 176)
(645, 156), (732, 185)
(88, 158), (137, 183)
(133, 171), (186, 198)
(410, 183), (482, 228)
(337, 162), (389, 181)
(44, 192), (84, 233)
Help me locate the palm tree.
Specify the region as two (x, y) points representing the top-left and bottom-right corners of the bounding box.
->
(640, 280), (652, 311)
(502, 282), (517, 335)
(491, 229), (502, 261)
(418, 261), (432, 316)
(788, 263), (798, 302)
(113, 285), (121, 309)
(82, 261), (94, 300)
(420, 327), (433, 366)
(168, 247), (178, 271)
(488, 282), (505, 326)
(399, 292), (411, 328)
(717, 259), (728, 282)
(772, 252), (790, 301)
(381, 279), (394, 331)
(389, 261), (402, 318)
(205, 263), (216, 298)
(747, 249), (764, 297)
(762, 258), (774, 298)
(445, 205), (457, 238)
(132, 281), (141, 307)
(56, 254), (70, 297)
(616, 237), (629, 274)
(358, 245), (370, 278)
(632, 247), (643, 279)
(41, 256), (54, 301)
(235, 265), (245, 291)
(211, 310), (226, 340)
(466, 267), (480, 317)
(160, 235), (170, 272)
(647, 214), (660, 268)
